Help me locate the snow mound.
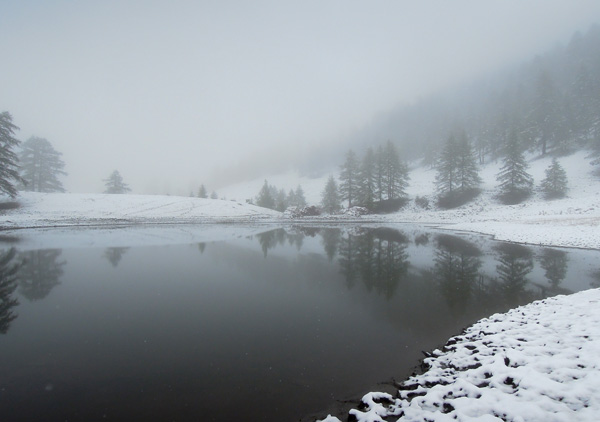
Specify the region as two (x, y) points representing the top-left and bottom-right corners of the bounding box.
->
(328, 288), (600, 422)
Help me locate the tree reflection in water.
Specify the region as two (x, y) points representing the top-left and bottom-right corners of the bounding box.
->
(103, 247), (130, 267)
(17, 249), (65, 301)
(434, 235), (483, 316)
(0, 248), (22, 334)
(492, 243), (535, 307)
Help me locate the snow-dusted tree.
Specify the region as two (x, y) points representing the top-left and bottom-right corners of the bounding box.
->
(275, 188), (288, 212)
(382, 140), (409, 200)
(198, 184), (208, 198)
(293, 185), (307, 207)
(435, 132), (480, 196)
(435, 134), (460, 196)
(358, 147), (376, 208)
(455, 133), (481, 192)
(321, 175), (340, 214)
(339, 149), (360, 207)
(256, 180), (275, 209)
(19, 136), (66, 193)
(103, 170), (130, 194)
(210, 191), (218, 199)
(496, 131), (533, 204)
(540, 158), (568, 199)
(0, 112), (23, 198)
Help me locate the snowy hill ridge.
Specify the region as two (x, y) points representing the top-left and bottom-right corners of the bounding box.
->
(0, 192), (281, 230)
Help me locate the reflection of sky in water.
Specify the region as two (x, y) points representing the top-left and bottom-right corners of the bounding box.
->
(0, 227), (598, 422)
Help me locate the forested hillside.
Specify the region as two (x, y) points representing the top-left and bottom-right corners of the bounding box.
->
(329, 25), (600, 168)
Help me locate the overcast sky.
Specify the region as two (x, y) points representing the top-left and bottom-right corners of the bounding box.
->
(1, 1), (599, 195)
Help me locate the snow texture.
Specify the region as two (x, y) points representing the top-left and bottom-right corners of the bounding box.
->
(322, 288), (600, 422)
(0, 192), (281, 230)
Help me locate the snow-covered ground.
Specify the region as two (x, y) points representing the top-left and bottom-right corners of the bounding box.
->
(0, 192), (281, 230)
(319, 288), (600, 422)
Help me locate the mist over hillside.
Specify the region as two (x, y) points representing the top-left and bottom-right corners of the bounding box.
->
(246, 25), (600, 181)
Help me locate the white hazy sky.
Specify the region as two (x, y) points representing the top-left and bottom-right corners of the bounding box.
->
(1, 1), (599, 195)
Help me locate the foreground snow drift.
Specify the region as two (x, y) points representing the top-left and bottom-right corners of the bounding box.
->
(0, 192), (281, 229)
(320, 288), (600, 422)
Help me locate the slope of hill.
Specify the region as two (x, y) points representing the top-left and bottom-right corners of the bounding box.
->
(0, 192), (282, 230)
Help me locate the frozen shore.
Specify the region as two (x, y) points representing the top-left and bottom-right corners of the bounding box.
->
(319, 288), (600, 422)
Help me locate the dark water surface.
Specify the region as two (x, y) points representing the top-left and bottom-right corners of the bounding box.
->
(0, 226), (598, 422)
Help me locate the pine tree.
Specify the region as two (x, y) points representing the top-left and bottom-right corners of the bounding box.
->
(455, 131), (481, 192)
(339, 149), (360, 207)
(275, 188), (288, 212)
(19, 136), (67, 193)
(540, 158), (568, 199)
(210, 191), (218, 199)
(435, 134), (460, 196)
(321, 175), (340, 214)
(382, 140), (410, 200)
(496, 131), (533, 204)
(375, 145), (385, 201)
(256, 180), (275, 209)
(294, 185), (307, 207)
(358, 147), (377, 208)
(103, 170), (131, 194)
(0, 112), (23, 198)
(198, 184), (208, 198)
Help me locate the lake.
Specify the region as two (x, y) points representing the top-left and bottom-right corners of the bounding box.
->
(0, 225), (598, 422)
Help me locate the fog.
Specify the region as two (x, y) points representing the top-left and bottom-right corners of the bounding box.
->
(1, 1), (599, 195)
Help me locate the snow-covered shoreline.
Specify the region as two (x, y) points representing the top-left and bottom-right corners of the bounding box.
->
(320, 288), (600, 422)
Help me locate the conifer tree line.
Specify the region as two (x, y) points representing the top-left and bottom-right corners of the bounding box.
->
(342, 26), (600, 168)
(255, 180), (307, 211)
(334, 140), (409, 211)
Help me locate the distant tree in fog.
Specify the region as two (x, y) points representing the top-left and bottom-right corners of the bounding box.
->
(210, 191), (218, 199)
(198, 184), (208, 198)
(496, 131), (533, 204)
(19, 136), (66, 193)
(256, 180), (275, 209)
(275, 188), (287, 212)
(103, 170), (131, 194)
(540, 158), (568, 199)
(321, 175), (340, 214)
(0, 112), (23, 198)
(290, 185), (306, 207)
(339, 149), (360, 207)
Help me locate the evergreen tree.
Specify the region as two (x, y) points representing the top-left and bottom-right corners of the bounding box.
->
(339, 149), (360, 207)
(210, 191), (218, 199)
(382, 140), (409, 200)
(198, 184), (208, 198)
(0, 112), (23, 198)
(19, 136), (66, 193)
(455, 131), (481, 192)
(358, 147), (377, 208)
(374, 145), (385, 201)
(321, 175), (340, 214)
(287, 189), (297, 207)
(435, 134), (460, 196)
(256, 180), (275, 209)
(103, 170), (131, 194)
(294, 185), (307, 207)
(496, 131), (533, 204)
(540, 158), (568, 199)
(275, 188), (288, 212)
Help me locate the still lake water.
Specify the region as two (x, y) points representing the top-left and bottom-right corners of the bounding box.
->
(0, 226), (598, 422)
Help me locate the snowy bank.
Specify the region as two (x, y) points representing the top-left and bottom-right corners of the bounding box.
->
(320, 288), (600, 422)
(0, 192), (282, 230)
